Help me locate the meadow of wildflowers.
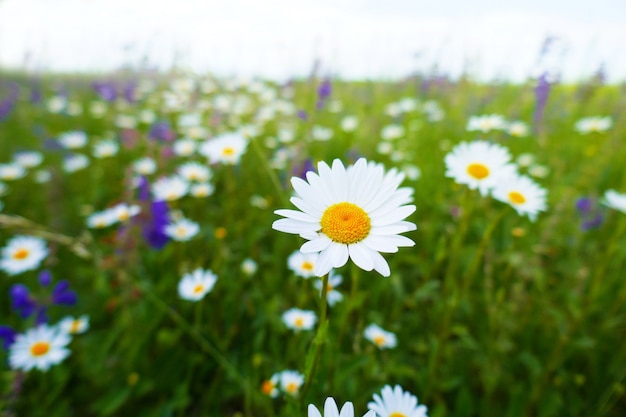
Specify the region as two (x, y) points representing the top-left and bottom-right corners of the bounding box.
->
(0, 70), (624, 417)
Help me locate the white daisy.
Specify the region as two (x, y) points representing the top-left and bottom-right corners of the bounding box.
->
(466, 114), (507, 133)
(93, 140), (119, 158)
(444, 140), (517, 196)
(133, 157), (157, 175)
(111, 203), (141, 223)
(8, 324), (71, 372)
(152, 176), (189, 202)
(63, 154), (90, 173)
(575, 116), (612, 134)
(58, 131), (88, 149)
(241, 258), (258, 276)
(279, 370), (304, 396)
(86, 209), (117, 229)
(282, 308), (317, 331)
(199, 133), (248, 165)
(341, 116), (359, 132)
(59, 315), (90, 335)
(177, 162), (212, 183)
(14, 151), (43, 168)
(364, 324), (397, 349)
(492, 174), (548, 221)
(507, 121), (530, 137)
(189, 183), (215, 198)
(311, 125), (334, 141)
(34, 170), (52, 184)
(272, 158), (417, 277)
(173, 139), (197, 156)
(309, 397), (376, 417)
(368, 385), (428, 417)
(178, 268), (218, 301)
(165, 218), (200, 241)
(601, 189), (626, 214)
(381, 124), (405, 141)
(0, 163), (26, 181)
(287, 251), (319, 279)
(314, 270), (343, 306)
(0, 235), (49, 275)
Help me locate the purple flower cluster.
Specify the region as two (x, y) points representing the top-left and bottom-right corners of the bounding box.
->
(575, 197), (604, 231)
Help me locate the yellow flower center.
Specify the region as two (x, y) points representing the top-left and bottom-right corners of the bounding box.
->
(373, 335), (386, 346)
(30, 341), (50, 357)
(320, 202), (371, 244)
(176, 226), (188, 237)
(285, 382), (299, 394)
(193, 284), (205, 294)
(70, 320), (82, 333)
(508, 191), (526, 205)
(301, 261), (314, 271)
(390, 413), (408, 417)
(222, 147), (235, 156)
(467, 163), (490, 180)
(12, 248), (30, 260)
(118, 211), (129, 221)
(294, 317), (304, 327)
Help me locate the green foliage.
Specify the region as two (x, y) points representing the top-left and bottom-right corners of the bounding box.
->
(0, 72), (625, 416)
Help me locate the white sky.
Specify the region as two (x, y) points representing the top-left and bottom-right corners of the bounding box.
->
(1, 0), (625, 82)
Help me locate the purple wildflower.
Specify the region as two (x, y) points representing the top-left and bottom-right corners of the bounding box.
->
(0, 326), (17, 350)
(297, 110), (308, 121)
(533, 72), (551, 132)
(575, 196), (604, 231)
(10, 284), (37, 319)
(51, 280), (78, 306)
(149, 121), (175, 142)
(137, 177), (170, 249)
(292, 159), (315, 180)
(316, 78), (332, 109)
(38, 269), (52, 287)
(93, 80), (118, 101)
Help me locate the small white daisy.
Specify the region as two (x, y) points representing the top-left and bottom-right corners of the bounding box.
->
(133, 157), (157, 175)
(0, 235), (49, 276)
(279, 370), (304, 396)
(58, 131), (88, 149)
(381, 124), (405, 141)
(177, 161), (212, 183)
(575, 116), (612, 134)
(282, 308), (317, 331)
(34, 170), (52, 184)
(0, 163), (26, 181)
(466, 114), (507, 133)
(63, 154), (90, 173)
(311, 125), (334, 141)
(601, 189), (626, 214)
(111, 203), (141, 223)
(287, 251), (319, 279)
(341, 116), (359, 132)
(199, 133), (248, 165)
(14, 151), (43, 168)
(272, 158), (417, 277)
(444, 140), (517, 196)
(9, 324), (71, 372)
(189, 183), (215, 198)
(241, 258), (258, 276)
(368, 385), (428, 417)
(178, 268), (218, 301)
(152, 176), (189, 202)
(364, 324), (397, 349)
(59, 315), (90, 335)
(165, 218), (200, 241)
(93, 140), (120, 158)
(314, 270), (343, 306)
(86, 209), (117, 229)
(492, 174), (548, 221)
(173, 139), (197, 156)
(309, 397), (376, 417)
(507, 121), (530, 137)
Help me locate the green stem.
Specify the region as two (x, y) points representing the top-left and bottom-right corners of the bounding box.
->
(299, 273), (329, 408)
(249, 136), (289, 206)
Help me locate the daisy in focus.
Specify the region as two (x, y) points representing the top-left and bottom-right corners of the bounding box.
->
(314, 270), (343, 306)
(287, 251), (318, 278)
(59, 315), (90, 335)
(444, 140), (517, 196)
(601, 189), (626, 214)
(178, 268), (218, 301)
(199, 133), (248, 165)
(9, 324), (71, 372)
(368, 385), (428, 417)
(309, 397), (376, 417)
(0, 235), (49, 275)
(282, 308), (317, 331)
(492, 174), (548, 221)
(272, 158), (416, 277)
(165, 218), (200, 241)
(364, 323), (397, 349)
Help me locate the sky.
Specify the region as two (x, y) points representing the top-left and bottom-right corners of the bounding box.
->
(0, 0), (625, 82)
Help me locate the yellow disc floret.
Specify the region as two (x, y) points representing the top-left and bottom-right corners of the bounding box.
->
(467, 163), (490, 179)
(508, 191), (526, 205)
(30, 341), (50, 357)
(321, 202), (371, 244)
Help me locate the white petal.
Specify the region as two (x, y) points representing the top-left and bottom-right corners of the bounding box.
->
(272, 219), (320, 234)
(274, 209), (319, 223)
(324, 397), (340, 417)
(371, 222), (416, 236)
(291, 197), (323, 218)
(361, 235), (399, 253)
(338, 401), (354, 417)
(328, 242), (349, 268)
(348, 242), (374, 271)
(301, 235), (333, 253)
(371, 205), (416, 227)
(314, 247), (335, 277)
(308, 405), (322, 417)
(371, 251), (391, 276)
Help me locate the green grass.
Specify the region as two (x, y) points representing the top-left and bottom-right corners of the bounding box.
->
(0, 72), (625, 417)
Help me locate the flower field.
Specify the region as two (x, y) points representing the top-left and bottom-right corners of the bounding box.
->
(0, 71), (625, 416)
